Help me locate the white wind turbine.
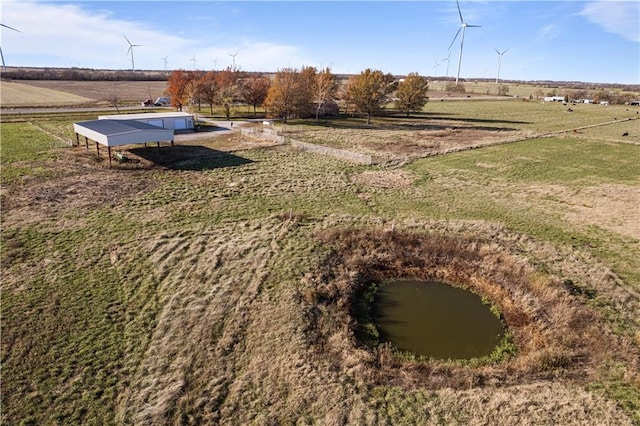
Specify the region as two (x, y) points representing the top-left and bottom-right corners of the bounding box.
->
(189, 54), (197, 70)
(123, 35), (141, 71)
(433, 60), (441, 75)
(495, 49), (508, 84)
(448, 0), (481, 85)
(442, 54), (451, 78)
(228, 51), (238, 70)
(1, 23), (21, 70)
(161, 56), (168, 70)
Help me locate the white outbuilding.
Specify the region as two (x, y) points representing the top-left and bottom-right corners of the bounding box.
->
(73, 119), (175, 167)
(98, 111), (194, 130)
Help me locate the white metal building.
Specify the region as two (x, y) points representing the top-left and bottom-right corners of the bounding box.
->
(98, 112), (194, 130)
(73, 119), (175, 166)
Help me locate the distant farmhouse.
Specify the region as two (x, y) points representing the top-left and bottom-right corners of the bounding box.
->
(543, 96), (565, 102)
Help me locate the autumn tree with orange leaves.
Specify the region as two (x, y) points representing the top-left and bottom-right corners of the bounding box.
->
(165, 70), (192, 111)
(264, 67), (315, 123)
(344, 69), (395, 124)
(395, 72), (429, 117)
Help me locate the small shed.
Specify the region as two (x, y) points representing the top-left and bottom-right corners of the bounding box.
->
(73, 119), (175, 166)
(98, 112), (194, 130)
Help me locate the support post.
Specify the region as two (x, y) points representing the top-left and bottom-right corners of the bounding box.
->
(96, 141), (100, 156)
(157, 141), (160, 148)
(171, 139), (174, 147)
(75, 133), (79, 147)
(108, 146), (112, 168)
(85, 136), (89, 150)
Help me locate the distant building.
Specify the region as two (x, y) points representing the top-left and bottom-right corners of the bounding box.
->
(543, 96), (565, 102)
(98, 112), (194, 130)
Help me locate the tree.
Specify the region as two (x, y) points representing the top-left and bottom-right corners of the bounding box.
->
(199, 71), (219, 114)
(107, 82), (121, 113)
(344, 69), (395, 124)
(240, 74), (271, 116)
(297, 66), (317, 119)
(165, 70), (192, 111)
(216, 67), (240, 120)
(395, 72), (429, 117)
(185, 71), (205, 112)
(313, 67), (338, 119)
(265, 68), (297, 123)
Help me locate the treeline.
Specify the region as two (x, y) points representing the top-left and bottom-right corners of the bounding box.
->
(1, 67), (170, 81)
(166, 67), (430, 123)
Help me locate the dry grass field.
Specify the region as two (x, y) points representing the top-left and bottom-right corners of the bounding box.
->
(1, 80), (639, 424)
(1, 79), (169, 107)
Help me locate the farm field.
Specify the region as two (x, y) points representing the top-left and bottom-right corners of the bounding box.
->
(1, 89), (640, 424)
(1, 80), (169, 107)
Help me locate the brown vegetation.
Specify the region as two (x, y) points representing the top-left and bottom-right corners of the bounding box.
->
(301, 228), (640, 391)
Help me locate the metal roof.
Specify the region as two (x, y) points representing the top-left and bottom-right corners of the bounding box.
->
(73, 119), (174, 147)
(76, 119), (170, 135)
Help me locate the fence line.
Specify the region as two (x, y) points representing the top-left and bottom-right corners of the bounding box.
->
(239, 126), (373, 165)
(289, 139), (373, 165)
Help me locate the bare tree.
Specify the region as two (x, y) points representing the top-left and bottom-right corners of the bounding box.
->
(314, 67), (338, 119)
(199, 71), (219, 115)
(240, 74), (271, 116)
(216, 67), (240, 120)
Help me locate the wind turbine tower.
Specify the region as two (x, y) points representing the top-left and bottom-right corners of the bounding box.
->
(124, 35), (141, 71)
(190, 54), (197, 70)
(228, 51), (238, 70)
(442, 55), (451, 78)
(161, 56), (168, 70)
(495, 49), (508, 84)
(448, 0), (481, 85)
(1, 23), (21, 70)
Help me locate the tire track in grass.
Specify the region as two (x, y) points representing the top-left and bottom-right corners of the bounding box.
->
(117, 219), (294, 424)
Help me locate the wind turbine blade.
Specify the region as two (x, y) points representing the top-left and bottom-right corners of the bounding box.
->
(466, 24), (481, 28)
(495, 48), (500, 55)
(123, 35), (132, 46)
(456, 0), (464, 24)
(1, 23), (21, 32)
(448, 27), (462, 51)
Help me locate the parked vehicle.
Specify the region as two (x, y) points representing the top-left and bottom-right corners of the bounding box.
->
(154, 97), (170, 106)
(141, 99), (154, 107)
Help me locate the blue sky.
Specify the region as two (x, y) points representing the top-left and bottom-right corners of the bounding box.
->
(1, 0), (638, 83)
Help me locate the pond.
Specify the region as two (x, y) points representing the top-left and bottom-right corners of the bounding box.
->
(373, 279), (505, 359)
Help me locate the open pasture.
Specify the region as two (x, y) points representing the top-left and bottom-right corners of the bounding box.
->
(1, 98), (639, 424)
(288, 99), (639, 163)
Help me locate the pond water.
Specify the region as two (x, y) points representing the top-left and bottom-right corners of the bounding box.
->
(373, 279), (505, 359)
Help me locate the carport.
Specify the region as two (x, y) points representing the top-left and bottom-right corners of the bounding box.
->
(73, 119), (175, 167)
